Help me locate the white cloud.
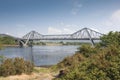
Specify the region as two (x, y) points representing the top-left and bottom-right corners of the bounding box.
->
(47, 22), (81, 34)
(71, 0), (82, 15)
(111, 10), (120, 21)
(90, 28), (99, 32)
(5, 33), (10, 35)
(47, 27), (75, 34)
(63, 28), (74, 34)
(105, 10), (120, 27)
(103, 10), (120, 33)
(48, 27), (62, 34)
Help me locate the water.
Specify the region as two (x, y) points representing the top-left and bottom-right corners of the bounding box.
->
(0, 45), (79, 66)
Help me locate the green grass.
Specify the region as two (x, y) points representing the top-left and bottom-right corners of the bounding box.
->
(33, 67), (51, 73)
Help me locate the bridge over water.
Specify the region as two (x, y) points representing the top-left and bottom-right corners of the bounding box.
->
(17, 27), (104, 47)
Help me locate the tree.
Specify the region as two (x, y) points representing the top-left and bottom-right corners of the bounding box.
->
(100, 31), (120, 46)
(0, 36), (16, 45)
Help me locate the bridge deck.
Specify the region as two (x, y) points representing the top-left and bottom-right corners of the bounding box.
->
(21, 38), (100, 40)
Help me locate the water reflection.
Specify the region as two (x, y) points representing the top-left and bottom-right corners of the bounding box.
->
(0, 46), (78, 66)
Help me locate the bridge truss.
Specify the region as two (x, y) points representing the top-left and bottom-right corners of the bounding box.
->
(19, 27), (104, 47)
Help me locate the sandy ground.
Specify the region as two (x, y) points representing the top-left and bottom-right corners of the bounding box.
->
(0, 67), (57, 80)
(0, 73), (54, 80)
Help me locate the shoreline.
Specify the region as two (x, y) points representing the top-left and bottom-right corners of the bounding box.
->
(2, 44), (80, 47)
(2, 45), (19, 47)
(36, 65), (53, 68)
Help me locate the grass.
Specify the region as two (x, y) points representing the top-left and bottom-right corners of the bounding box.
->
(33, 67), (51, 73)
(0, 44), (3, 50)
(0, 67), (57, 80)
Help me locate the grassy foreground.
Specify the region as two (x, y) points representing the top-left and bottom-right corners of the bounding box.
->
(0, 67), (57, 80)
(0, 57), (58, 80)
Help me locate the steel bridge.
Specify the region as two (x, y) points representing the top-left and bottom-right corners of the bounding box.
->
(18, 27), (104, 47)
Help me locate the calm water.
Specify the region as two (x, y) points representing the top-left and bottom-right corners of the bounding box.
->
(0, 46), (79, 66)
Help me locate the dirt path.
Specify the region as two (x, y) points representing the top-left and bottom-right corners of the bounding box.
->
(0, 73), (54, 80)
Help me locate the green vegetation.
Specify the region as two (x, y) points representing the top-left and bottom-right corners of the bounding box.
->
(33, 42), (46, 45)
(33, 41), (91, 46)
(100, 31), (120, 46)
(0, 36), (16, 45)
(0, 56), (5, 64)
(60, 42), (91, 45)
(53, 31), (120, 80)
(0, 57), (34, 77)
(33, 67), (51, 73)
(0, 36), (17, 49)
(0, 44), (3, 50)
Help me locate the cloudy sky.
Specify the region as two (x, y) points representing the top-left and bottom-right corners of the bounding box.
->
(0, 0), (120, 37)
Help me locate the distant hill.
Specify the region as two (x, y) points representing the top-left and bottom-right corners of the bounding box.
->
(0, 34), (15, 38)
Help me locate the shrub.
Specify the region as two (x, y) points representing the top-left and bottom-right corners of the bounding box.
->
(13, 58), (26, 74)
(0, 58), (16, 76)
(24, 60), (34, 74)
(54, 31), (120, 80)
(0, 56), (5, 63)
(0, 57), (34, 77)
(100, 31), (120, 46)
(57, 52), (85, 69)
(77, 44), (98, 57)
(54, 44), (120, 80)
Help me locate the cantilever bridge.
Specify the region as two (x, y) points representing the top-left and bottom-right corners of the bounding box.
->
(17, 27), (104, 47)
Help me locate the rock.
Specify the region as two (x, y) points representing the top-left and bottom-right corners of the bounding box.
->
(57, 70), (67, 78)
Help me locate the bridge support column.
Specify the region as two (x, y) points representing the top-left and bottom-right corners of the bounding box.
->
(90, 39), (95, 47)
(18, 39), (30, 47)
(85, 29), (95, 46)
(28, 40), (33, 47)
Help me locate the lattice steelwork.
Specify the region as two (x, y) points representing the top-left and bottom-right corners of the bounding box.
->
(20, 28), (104, 46)
(42, 34), (71, 40)
(22, 30), (43, 39)
(71, 28), (103, 39)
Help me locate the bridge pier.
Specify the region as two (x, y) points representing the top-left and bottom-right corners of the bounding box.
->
(90, 39), (95, 47)
(28, 40), (33, 47)
(18, 39), (33, 47)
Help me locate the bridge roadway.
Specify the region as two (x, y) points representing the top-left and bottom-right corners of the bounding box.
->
(21, 38), (100, 40)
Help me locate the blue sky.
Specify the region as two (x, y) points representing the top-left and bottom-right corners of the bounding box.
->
(0, 0), (120, 37)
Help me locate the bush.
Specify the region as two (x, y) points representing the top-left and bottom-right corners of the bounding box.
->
(54, 44), (120, 80)
(54, 45), (120, 80)
(0, 58), (16, 76)
(100, 31), (120, 46)
(0, 57), (34, 77)
(77, 44), (98, 57)
(54, 31), (120, 80)
(57, 52), (85, 69)
(0, 56), (5, 63)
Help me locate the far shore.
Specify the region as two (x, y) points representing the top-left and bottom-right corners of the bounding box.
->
(2, 45), (19, 47)
(1, 43), (81, 48)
